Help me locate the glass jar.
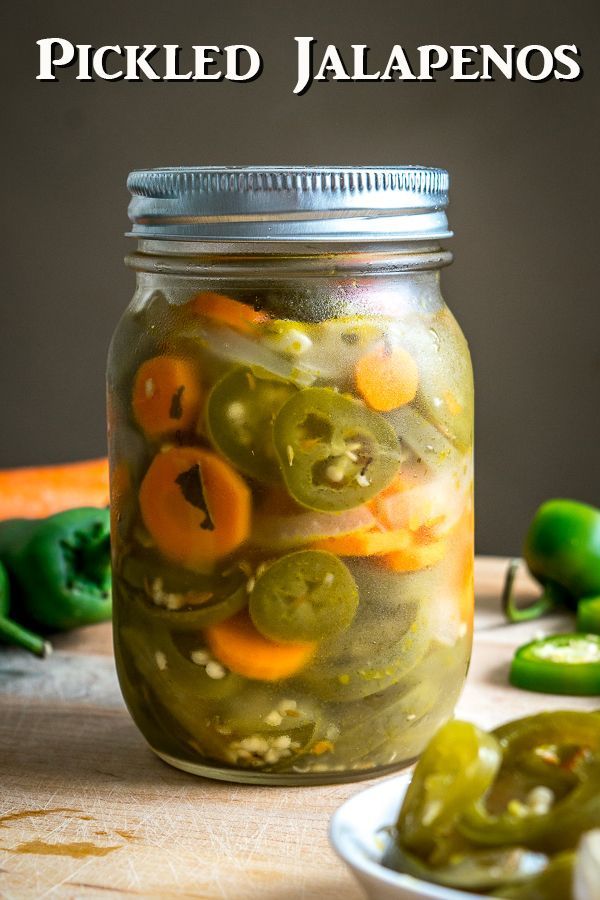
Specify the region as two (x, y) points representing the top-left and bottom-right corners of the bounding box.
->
(108, 167), (474, 785)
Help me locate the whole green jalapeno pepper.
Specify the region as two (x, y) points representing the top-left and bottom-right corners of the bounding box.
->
(503, 499), (600, 623)
(0, 508), (112, 642)
(0, 559), (52, 657)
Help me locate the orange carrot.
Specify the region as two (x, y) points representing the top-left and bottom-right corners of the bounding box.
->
(452, 503), (475, 625)
(312, 527), (412, 557)
(139, 447), (250, 570)
(381, 536), (447, 573)
(187, 291), (267, 334)
(0, 458), (109, 520)
(205, 610), (316, 681)
(355, 345), (419, 411)
(132, 356), (201, 438)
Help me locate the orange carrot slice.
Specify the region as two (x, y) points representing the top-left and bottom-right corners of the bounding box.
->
(0, 458), (109, 520)
(452, 503), (475, 625)
(355, 345), (419, 411)
(187, 292), (267, 334)
(311, 527), (412, 557)
(139, 447), (250, 569)
(132, 356), (201, 438)
(381, 536), (447, 573)
(205, 611), (316, 681)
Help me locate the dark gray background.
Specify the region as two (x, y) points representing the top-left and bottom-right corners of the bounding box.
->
(3, 0), (599, 554)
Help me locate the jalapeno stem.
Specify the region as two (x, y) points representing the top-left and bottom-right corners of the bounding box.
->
(502, 558), (561, 623)
(0, 616), (52, 657)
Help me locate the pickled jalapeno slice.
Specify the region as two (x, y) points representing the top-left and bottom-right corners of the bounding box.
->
(458, 710), (600, 853)
(273, 387), (402, 512)
(300, 608), (429, 702)
(249, 550), (359, 642)
(398, 720), (502, 856)
(207, 366), (297, 481)
(207, 689), (320, 769)
(117, 555), (248, 629)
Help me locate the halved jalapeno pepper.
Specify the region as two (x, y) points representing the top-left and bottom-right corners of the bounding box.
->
(206, 366), (297, 481)
(273, 387), (402, 512)
(249, 550), (359, 642)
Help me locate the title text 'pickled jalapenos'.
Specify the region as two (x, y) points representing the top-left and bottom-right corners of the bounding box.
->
(108, 166), (474, 783)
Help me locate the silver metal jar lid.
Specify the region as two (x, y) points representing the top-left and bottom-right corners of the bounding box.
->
(127, 166), (451, 242)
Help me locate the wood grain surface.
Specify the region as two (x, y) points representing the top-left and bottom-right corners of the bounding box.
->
(0, 557), (597, 900)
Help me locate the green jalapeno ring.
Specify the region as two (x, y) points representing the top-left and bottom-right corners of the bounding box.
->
(120, 623), (243, 724)
(206, 366), (297, 482)
(273, 387), (402, 513)
(117, 554), (249, 629)
(329, 679), (441, 766)
(249, 549), (359, 643)
(509, 634), (600, 696)
(204, 689), (321, 771)
(298, 612), (429, 702)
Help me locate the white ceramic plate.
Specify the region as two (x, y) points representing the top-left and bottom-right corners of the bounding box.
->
(329, 774), (482, 900)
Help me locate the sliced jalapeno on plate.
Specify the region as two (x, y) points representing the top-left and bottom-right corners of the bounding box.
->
(249, 550), (359, 642)
(273, 387), (402, 512)
(458, 710), (600, 853)
(398, 719), (502, 856)
(207, 366), (297, 481)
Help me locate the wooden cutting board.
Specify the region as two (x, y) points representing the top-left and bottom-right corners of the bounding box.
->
(0, 557), (596, 899)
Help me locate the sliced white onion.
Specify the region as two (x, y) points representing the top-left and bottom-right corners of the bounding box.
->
(251, 505), (376, 551)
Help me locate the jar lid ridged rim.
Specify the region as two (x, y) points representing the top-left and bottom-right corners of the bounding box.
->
(127, 165), (451, 242)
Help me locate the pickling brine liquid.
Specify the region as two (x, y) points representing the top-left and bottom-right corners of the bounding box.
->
(108, 269), (474, 784)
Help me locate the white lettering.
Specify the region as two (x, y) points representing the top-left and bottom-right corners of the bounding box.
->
(225, 45), (262, 81)
(294, 36), (314, 95)
(193, 46), (222, 80)
(480, 45), (515, 81)
(450, 45), (480, 80)
(418, 45), (450, 80)
(314, 44), (351, 82)
(164, 45), (192, 80)
(516, 45), (554, 81)
(93, 46), (123, 80)
(554, 44), (582, 80)
(380, 45), (416, 81)
(36, 38), (76, 81)
(124, 45), (160, 81)
(352, 45), (381, 81)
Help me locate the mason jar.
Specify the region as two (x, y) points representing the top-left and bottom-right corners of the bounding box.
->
(108, 166), (474, 785)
